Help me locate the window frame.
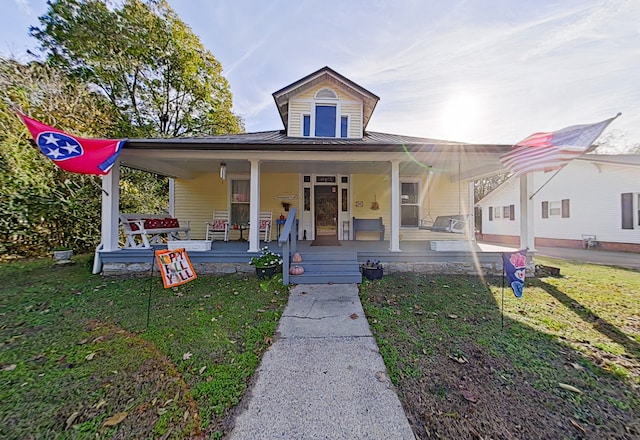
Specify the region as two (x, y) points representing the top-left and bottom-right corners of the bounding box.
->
(400, 179), (420, 227)
(229, 175), (250, 225)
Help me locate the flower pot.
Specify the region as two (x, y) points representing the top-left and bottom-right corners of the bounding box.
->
(256, 265), (278, 279)
(362, 267), (383, 280)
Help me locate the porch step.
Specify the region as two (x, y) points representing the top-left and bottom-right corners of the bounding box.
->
(289, 251), (362, 284)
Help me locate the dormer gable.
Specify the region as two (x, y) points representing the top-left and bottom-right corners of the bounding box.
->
(272, 66), (380, 138)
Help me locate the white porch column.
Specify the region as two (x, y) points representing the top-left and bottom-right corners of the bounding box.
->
(519, 174), (536, 251)
(389, 160), (401, 252)
(248, 159), (261, 252)
(101, 161), (120, 252)
(468, 181), (475, 241)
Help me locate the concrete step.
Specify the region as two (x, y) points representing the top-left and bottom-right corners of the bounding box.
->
(289, 271), (362, 284)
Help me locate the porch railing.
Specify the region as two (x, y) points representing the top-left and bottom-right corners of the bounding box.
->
(278, 208), (297, 285)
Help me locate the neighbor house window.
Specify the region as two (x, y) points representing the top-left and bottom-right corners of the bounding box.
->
(401, 181), (419, 227)
(621, 192), (640, 229)
(230, 178), (250, 225)
(542, 199), (570, 218)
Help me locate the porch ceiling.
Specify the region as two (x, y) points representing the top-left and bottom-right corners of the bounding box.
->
(120, 149), (508, 181)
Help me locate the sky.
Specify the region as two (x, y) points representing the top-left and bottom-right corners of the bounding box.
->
(3, 0), (640, 149)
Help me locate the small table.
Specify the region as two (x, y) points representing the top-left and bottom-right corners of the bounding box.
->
(238, 224), (248, 241)
(277, 218), (286, 239)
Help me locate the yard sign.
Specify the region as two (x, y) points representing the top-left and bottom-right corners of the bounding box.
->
(154, 248), (197, 288)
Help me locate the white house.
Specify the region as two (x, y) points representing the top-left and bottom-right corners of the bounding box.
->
(476, 154), (640, 253)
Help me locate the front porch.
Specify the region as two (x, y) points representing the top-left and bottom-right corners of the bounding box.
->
(98, 239), (520, 283)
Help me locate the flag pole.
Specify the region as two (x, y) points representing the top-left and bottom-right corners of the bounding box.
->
(528, 168), (564, 200)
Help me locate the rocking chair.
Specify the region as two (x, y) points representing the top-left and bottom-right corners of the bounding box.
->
(206, 210), (229, 241)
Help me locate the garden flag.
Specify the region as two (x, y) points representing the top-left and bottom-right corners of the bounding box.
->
(155, 248), (197, 288)
(502, 249), (527, 298)
(18, 112), (124, 175)
(499, 114), (620, 177)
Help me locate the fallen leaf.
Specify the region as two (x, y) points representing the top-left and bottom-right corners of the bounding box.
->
(569, 362), (587, 372)
(559, 383), (583, 394)
(85, 352), (96, 361)
(264, 337), (273, 345)
(94, 399), (107, 410)
(102, 412), (128, 427)
(199, 366), (207, 375)
(570, 418), (586, 433)
(77, 338), (89, 345)
(350, 313), (359, 320)
(65, 411), (79, 429)
(461, 389), (477, 403)
(3, 364), (17, 371)
(183, 410), (189, 421)
(448, 314), (458, 319)
(182, 352), (192, 360)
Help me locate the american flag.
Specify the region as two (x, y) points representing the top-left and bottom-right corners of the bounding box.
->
(500, 114), (620, 177)
(18, 113), (124, 175)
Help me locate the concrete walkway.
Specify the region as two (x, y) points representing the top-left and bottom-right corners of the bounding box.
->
(229, 284), (415, 440)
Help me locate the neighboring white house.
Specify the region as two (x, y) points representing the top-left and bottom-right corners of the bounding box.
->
(476, 154), (640, 253)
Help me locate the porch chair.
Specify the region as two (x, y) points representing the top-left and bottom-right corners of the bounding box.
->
(258, 211), (273, 242)
(205, 210), (229, 241)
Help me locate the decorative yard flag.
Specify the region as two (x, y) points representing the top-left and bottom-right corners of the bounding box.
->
(502, 250), (527, 298)
(155, 248), (197, 288)
(17, 112), (124, 175)
(499, 114), (620, 177)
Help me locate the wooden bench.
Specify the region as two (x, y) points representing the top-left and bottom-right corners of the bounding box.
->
(352, 217), (385, 240)
(120, 213), (191, 248)
(419, 215), (467, 234)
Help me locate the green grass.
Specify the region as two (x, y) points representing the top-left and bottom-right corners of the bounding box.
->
(0, 256), (288, 439)
(360, 256), (640, 439)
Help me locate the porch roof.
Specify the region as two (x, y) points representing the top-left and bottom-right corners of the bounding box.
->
(120, 130), (512, 180)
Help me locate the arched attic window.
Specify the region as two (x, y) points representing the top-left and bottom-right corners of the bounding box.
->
(302, 87), (347, 138)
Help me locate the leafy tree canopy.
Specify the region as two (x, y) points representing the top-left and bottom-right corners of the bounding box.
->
(31, 0), (244, 138)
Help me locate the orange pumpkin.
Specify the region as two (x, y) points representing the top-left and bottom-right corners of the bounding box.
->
(292, 252), (303, 263)
(289, 265), (304, 275)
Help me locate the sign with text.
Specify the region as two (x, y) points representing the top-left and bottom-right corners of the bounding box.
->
(154, 248), (197, 288)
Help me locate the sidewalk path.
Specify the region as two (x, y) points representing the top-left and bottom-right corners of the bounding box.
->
(229, 283), (415, 439)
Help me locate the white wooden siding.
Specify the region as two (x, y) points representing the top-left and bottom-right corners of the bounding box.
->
(477, 160), (640, 244)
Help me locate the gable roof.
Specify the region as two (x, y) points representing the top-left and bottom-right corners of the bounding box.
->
(272, 66), (380, 133)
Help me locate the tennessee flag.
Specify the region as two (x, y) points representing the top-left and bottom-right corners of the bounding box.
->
(18, 113), (124, 175)
(499, 114), (619, 177)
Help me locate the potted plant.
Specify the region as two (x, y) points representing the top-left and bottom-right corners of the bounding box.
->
(53, 246), (73, 263)
(249, 247), (283, 279)
(360, 259), (383, 280)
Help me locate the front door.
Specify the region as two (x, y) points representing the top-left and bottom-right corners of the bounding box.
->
(314, 185), (338, 239)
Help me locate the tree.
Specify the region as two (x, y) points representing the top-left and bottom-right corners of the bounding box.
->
(0, 59), (118, 256)
(31, 0), (243, 138)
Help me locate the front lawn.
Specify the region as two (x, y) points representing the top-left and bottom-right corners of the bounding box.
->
(0, 256), (288, 439)
(360, 256), (639, 439)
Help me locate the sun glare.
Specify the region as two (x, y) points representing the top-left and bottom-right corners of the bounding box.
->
(439, 92), (481, 141)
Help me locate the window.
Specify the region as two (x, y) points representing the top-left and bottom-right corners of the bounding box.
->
(340, 116), (348, 138)
(230, 179), (249, 225)
(401, 182), (419, 227)
(315, 105), (336, 137)
(502, 206), (510, 218)
(621, 192), (640, 229)
(490, 205), (515, 221)
(303, 115), (310, 136)
(542, 199), (570, 218)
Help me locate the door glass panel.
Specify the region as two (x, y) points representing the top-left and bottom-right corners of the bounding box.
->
(401, 205), (419, 227)
(315, 185), (337, 237)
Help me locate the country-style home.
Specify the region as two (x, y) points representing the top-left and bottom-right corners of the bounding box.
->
(97, 66), (520, 283)
(476, 154), (640, 253)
